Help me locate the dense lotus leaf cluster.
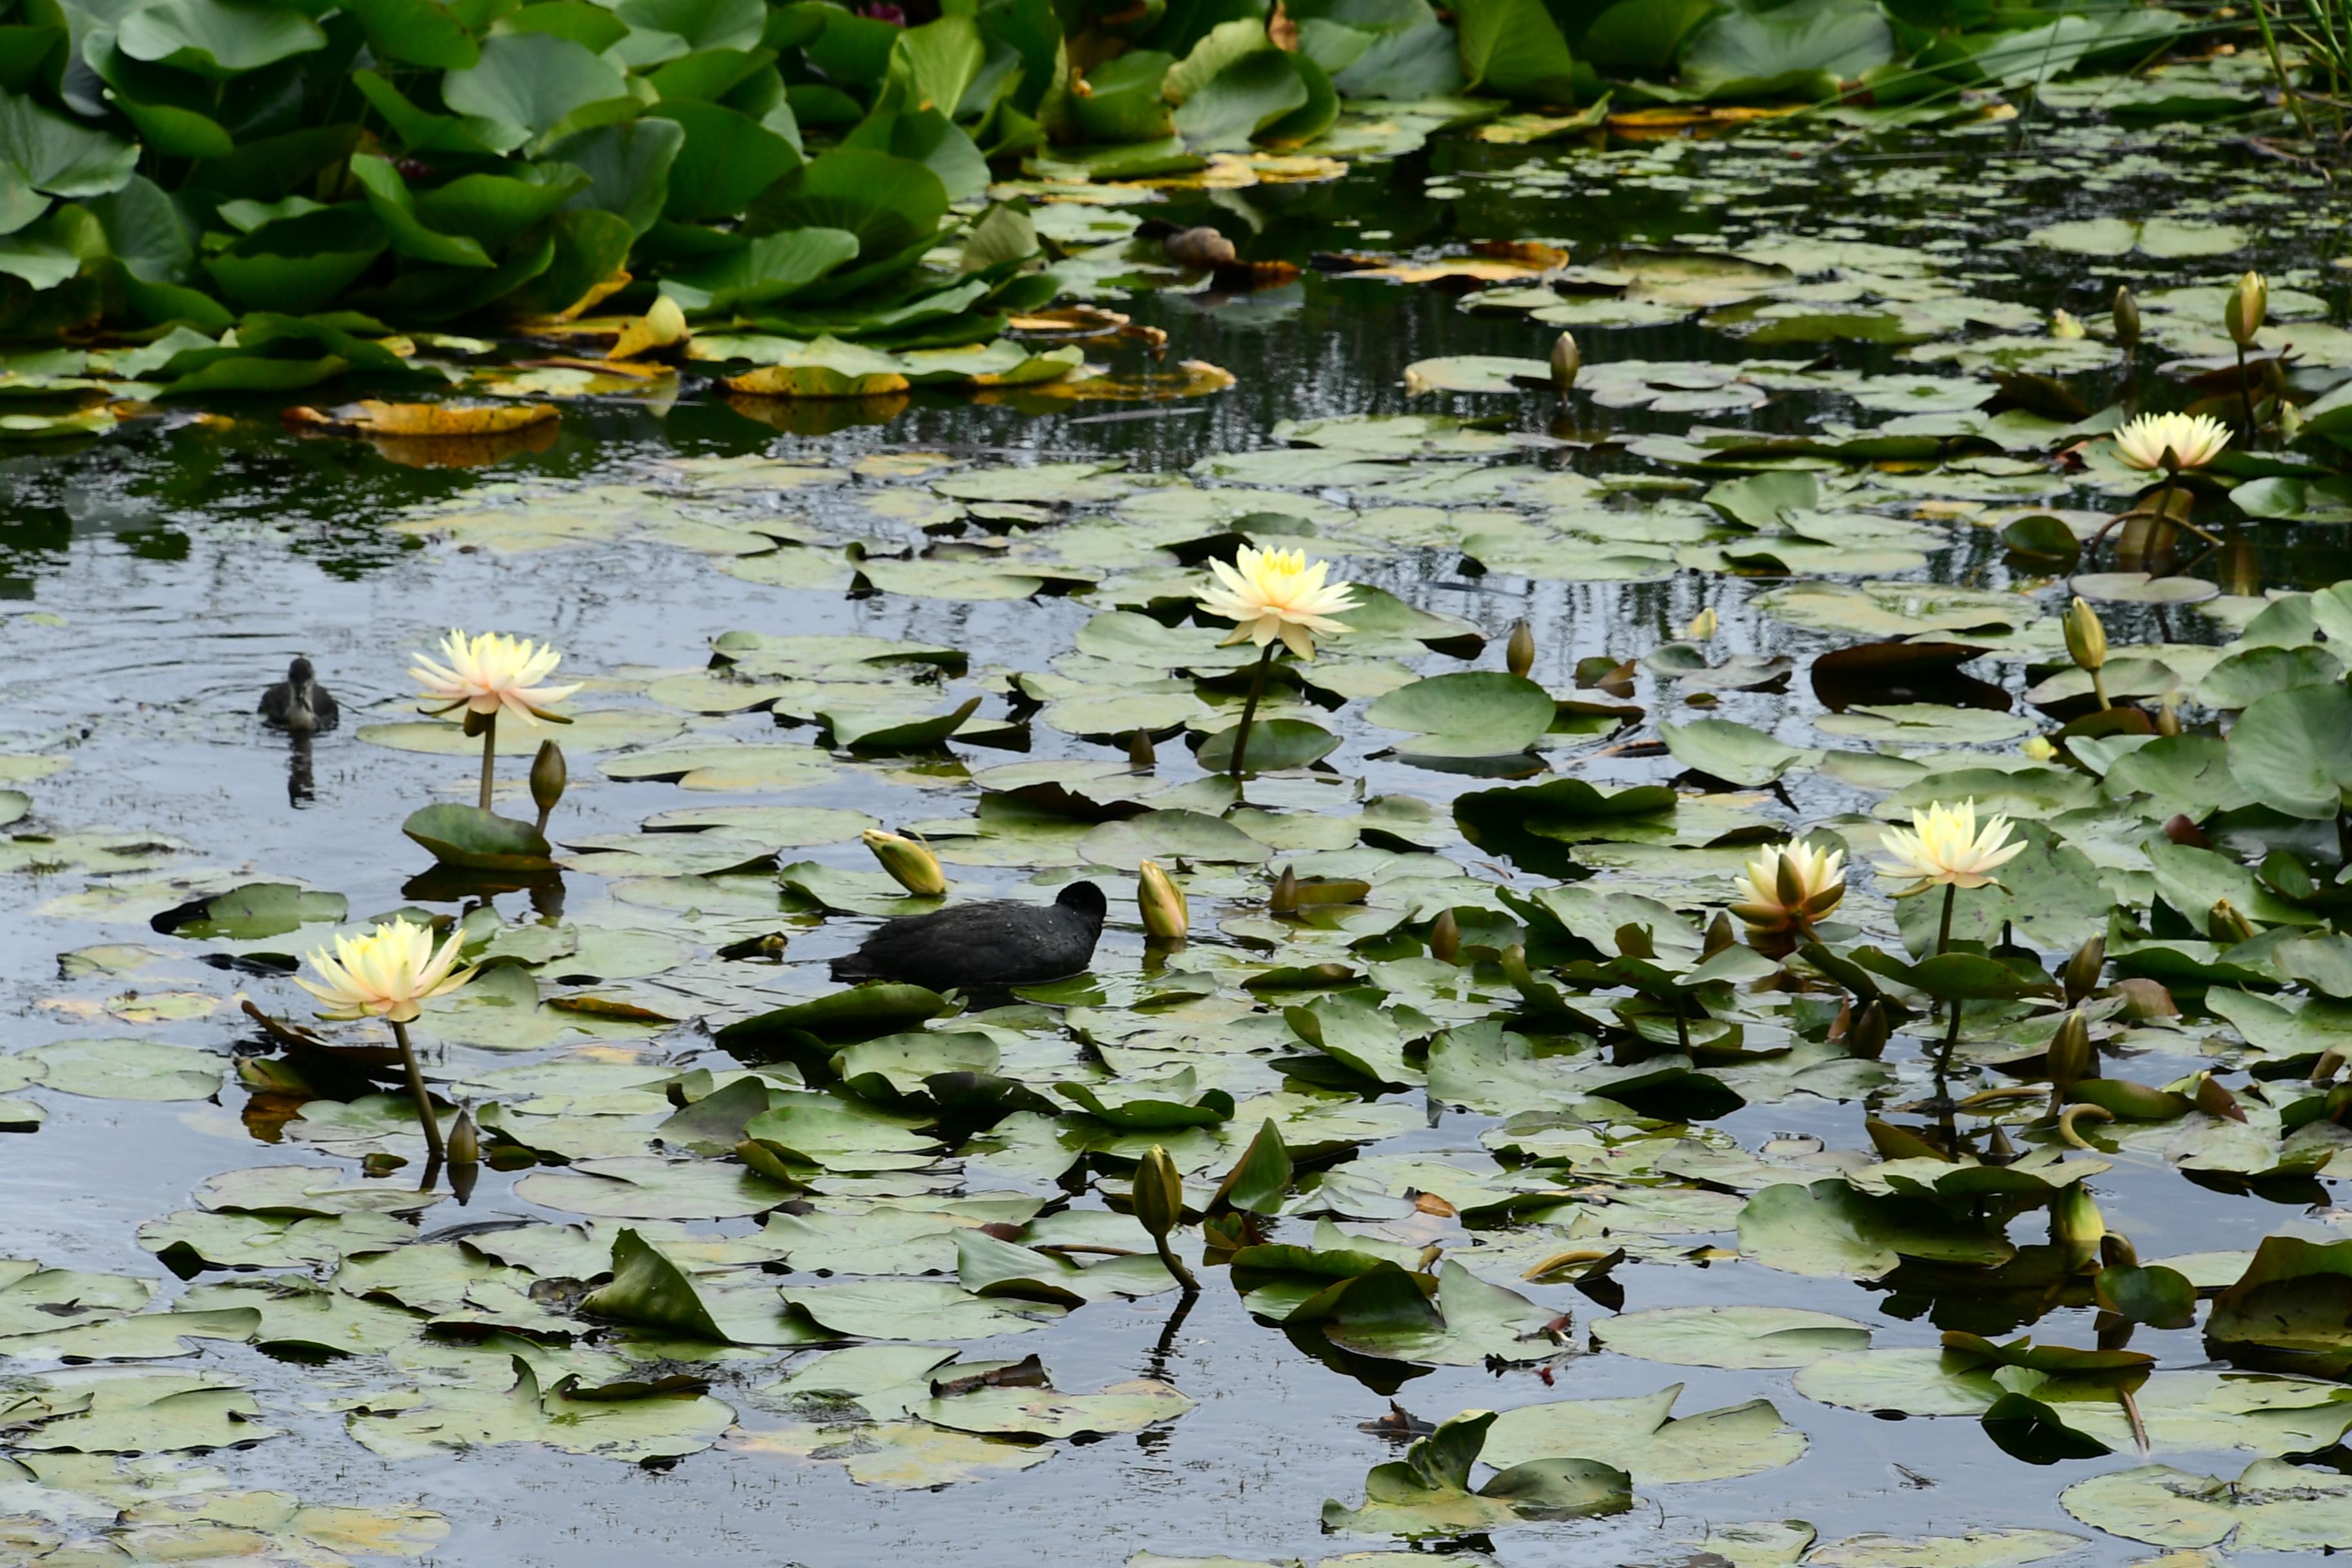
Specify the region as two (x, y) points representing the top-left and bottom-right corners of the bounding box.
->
(8, 40), (2352, 1565)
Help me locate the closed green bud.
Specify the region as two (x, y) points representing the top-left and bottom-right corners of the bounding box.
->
(862, 828), (946, 897)
(2226, 270), (2268, 348)
(1847, 999), (1890, 1061)
(1549, 331), (1581, 390)
(1139, 859), (1188, 940)
(530, 740), (567, 823)
(2155, 695), (2182, 737)
(2047, 1009), (2094, 1094)
(1127, 729), (1155, 771)
(2113, 284), (2140, 351)
(1703, 909), (1736, 957)
(2208, 897), (2257, 945)
(2051, 1182), (2105, 1271)
(2063, 596), (2108, 672)
(2063, 934), (2105, 1005)
(1429, 907), (1460, 964)
(1506, 620), (1536, 678)
(1269, 865), (1299, 916)
(1134, 1144), (1184, 1239)
(446, 1103), (481, 1166)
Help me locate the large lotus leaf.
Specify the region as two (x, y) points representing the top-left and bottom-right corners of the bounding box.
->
(1318, 1260), (1556, 1367)
(719, 985), (952, 1055)
(402, 805), (558, 871)
(443, 34), (627, 139)
(1366, 672), (1554, 758)
(649, 101), (803, 224)
(155, 880), (346, 940)
(779, 1279), (1064, 1340)
(748, 149), (947, 266)
(0, 1307), (258, 1361)
(138, 1208), (414, 1273)
(195, 1164), (442, 1219)
(1170, 46), (1309, 150)
(661, 229), (862, 314)
(514, 1156), (800, 1220)
(1484, 1385), (1807, 1484)
(346, 0), (478, 68)
(1806, 1529), (2087, 1568)
(742, 1095), (940, 1168)
(1739, 1180), (2015, 1279)
(2208, 1237), (2352, 1355)
(358, 710), (683, 756)
(1320, 1409), (1631, 1538)
(1661, 718), (1821, 786)
(1593, 1304), (1872, 1369)
(620, 0), (765, 50)
(919, 1378), (1192, 1440)
(957, 1231), (1177, 1306)
(116, 0), (326, 78)
(2061, 1460), (2352, 1550)
(12, 1039), (222, 1101)
(2226, 682), (2352, 820)
(3, 1370), (283, 1453)
(349, 1353), (735, 1462)
(1080, 808), (1271, 868)
(0, 90), (137, 200)
(735, 1414), (1055, 1487)
(1680, 0), (1894, 100)
(0, 1265), (155, 1335)
(1451, 0), (1576, 104)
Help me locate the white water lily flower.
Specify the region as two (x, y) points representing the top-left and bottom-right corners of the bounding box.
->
(412, 629), (581, 725)
(1198, 544), (1359, 660)
(2112, 411), (2231, 473)
(1874, 799), (2026, 896)
(1730, 841), (1846, 935)
(297, 921), (474, 1023)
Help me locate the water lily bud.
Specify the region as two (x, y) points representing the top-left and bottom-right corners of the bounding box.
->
(1138, 859), (1188, 941)
(1127, 729), (1155, 771)
(2155, 695), (2182, 737)
(2113, 284), (2141, 350)
(2101, 1232), (2139, 1269)
(446, 1104), (481, 1166)
(2208, 897), (2257, 945)
(1703, 910), (1736, 957)
(1429, 908), (1460, 964)
(2063, 934), (2106, 1005)
(1506, 619), (1535, 678)
(2047, 1010), (2094, 1095)
(2280, 399), (2306, 443)
(1133, 1144), (1184, 1239)
(1549, 331), (1580, 390)
(1847, 999), (1890, 1061)
(2164, 813), (2209, 848)
(862, 828), (946, 897)
(1269, 865), (1299, 916)
(2021, 734), (2059, 762)
(2063, 596), (2108, 672)
(1683, 607), (1718, 641)
(1499, 943), (1536, 992)
(2051, 309), (2086, 340)
(2226, 270), (2268, 348)
(530, 740), (567, 822)
(1985, 1123), (2016, 1162)
(2051, 1182), (2105, 1272)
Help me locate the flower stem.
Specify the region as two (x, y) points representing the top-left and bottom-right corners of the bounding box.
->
(1936, 881), (1961, 1073)
(1227, 643), (1276, 779)
(2235, 343), (2260, 446)
(387, 1018), (446, 1163)
(1154, 1233), (1200, 1295)
(477, 712), (496, 811)
(2090, 670), (2111, 711)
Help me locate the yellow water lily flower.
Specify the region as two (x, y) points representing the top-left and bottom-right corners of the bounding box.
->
(1874, 799), (2026, 896)
(2112, 411), (2231, 473)
(297, 920), (474, 1024)
(412, 629), (581, 725)
(1729, 841), (1846, 935)
(1198, 544), (1358, 660)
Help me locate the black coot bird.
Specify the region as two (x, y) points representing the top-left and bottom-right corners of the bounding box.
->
(259, 658), (339, 733)
(830, 881), (1107, 990)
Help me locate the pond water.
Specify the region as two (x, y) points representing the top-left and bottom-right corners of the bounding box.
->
(5, 79), (2352, 1568)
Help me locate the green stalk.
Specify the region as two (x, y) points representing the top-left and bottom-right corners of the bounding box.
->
(388, 1018), (446, 1164)
(1227, 643), (1276, 779)
(2235, 342), (2261, 447)
(1936, 880), (1962, 1073)
(2090, 669), (2111, 711)
(477, 712), (496, 811)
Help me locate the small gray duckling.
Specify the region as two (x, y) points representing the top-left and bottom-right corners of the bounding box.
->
(259, 657), (339, 733)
